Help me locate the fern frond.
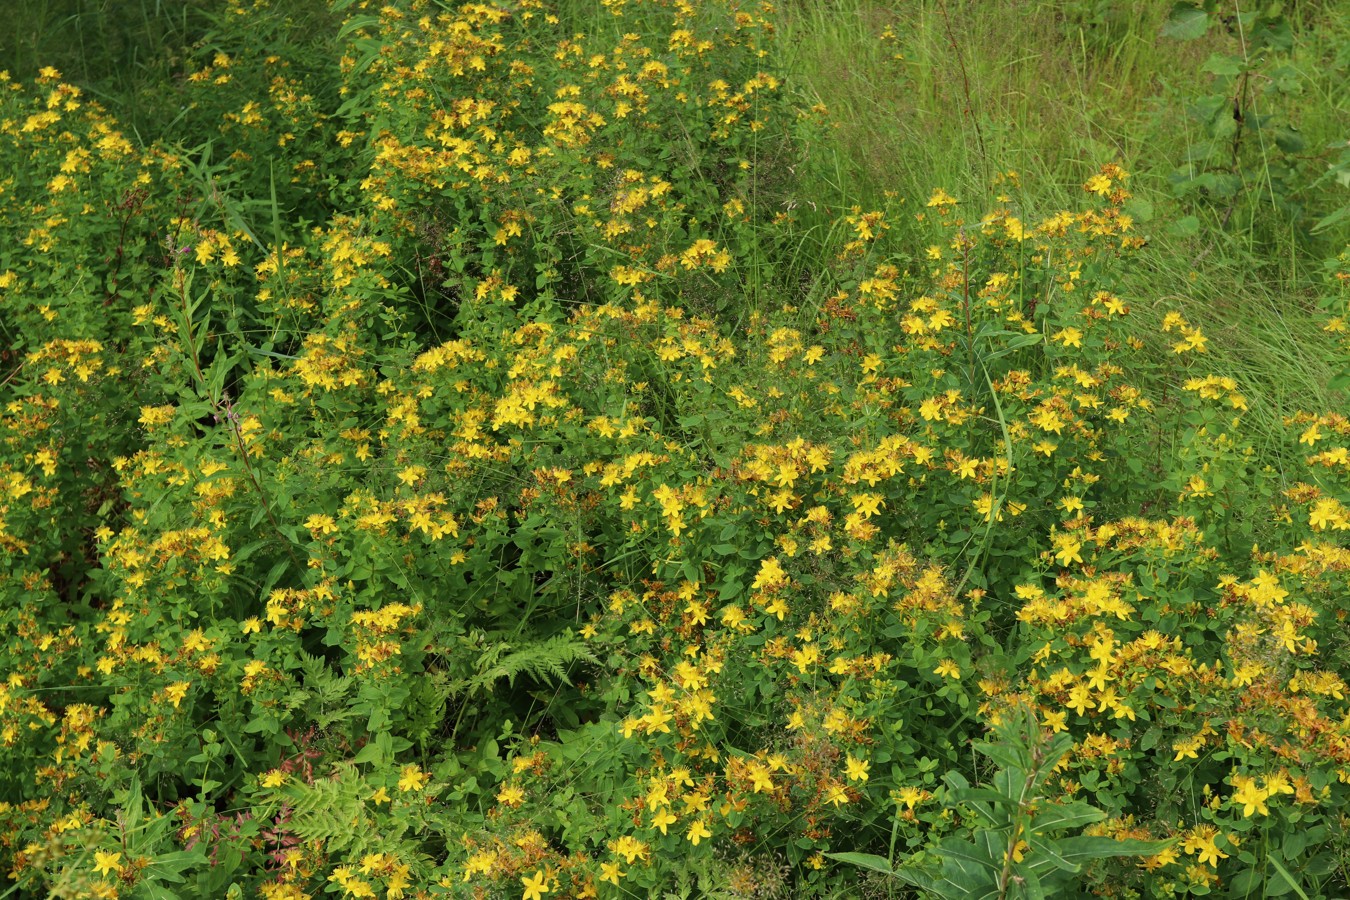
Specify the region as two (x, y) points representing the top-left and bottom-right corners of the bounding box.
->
(452, 632), (598, 697)
(279, 765), (373, 856)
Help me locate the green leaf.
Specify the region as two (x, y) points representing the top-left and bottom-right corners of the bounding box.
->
(1267, 854), (1312, 900)
(1055, 835), (1174, 864)
(1311, 204), (1350, 235)
(1026, 835), (1083, 874)
(1029, 800), (1106, 834)
(972, 740), (1030, 772)
(933, 837), (1003, 875)
(983, 333), (1044, 361)
(140, 851), (199, 884)
(1201, 53), (1243, 76)
(1016, 865), (1048, 900)
(1123, 198), (1155, 222)
(895, 869), (972, 899)
(824, 851), (895, 876)
(1169, 216), (1201, 238)
(1163, 5), (1211, 40)
(897, 858), (1000, 900)
(948, 785), (1017, 808)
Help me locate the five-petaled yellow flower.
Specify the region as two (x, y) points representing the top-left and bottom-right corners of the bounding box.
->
(94, 850), (123, 877)
(521, 869), (549, 900)
(397, 764), (429, 792)
(599, 861), (625, 885)
(934, 659), (961, 680)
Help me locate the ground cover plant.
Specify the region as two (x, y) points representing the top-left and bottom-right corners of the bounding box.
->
(1, 0), (1348, 897)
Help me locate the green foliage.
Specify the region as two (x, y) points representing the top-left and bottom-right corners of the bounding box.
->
(830, 707), (1172, 899)
(1, 0), (1349, 899)
(1159, 1), (1348, 249)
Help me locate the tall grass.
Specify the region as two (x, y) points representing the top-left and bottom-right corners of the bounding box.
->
(774, 0), (1348, 463)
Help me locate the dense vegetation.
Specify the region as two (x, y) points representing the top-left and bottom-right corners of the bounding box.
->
(1, 0), (1347, 897)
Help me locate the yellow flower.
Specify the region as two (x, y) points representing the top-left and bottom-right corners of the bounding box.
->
(165, 681), (190, 709)
(747, 761), (774, 794)
(1054, 537), (1084, 567)
(1059, 496), (1084, 515)
(894, 786), (927, 809)
(521, 869), (549, 900)
(1052, 327), (1083, 348)
(751, 557), (787, 590)
(260, 770), (286, 788)
(599, 861), (625, 885)
(851, 493), (883, 517)
(1183, 825), (1228, 867)
(612, 835), (649, 864)
(397, 765), (429, 792)
(1084, 173), (1112, 195)
(1067, 683), (1095, 716)
(934, 659), (961, 680)
(1172, 326), (1208, 354)
(1230, 775), (1269, 817)
(845, 755), (870, 783)
(304, 514), (338, 534)
(926, 188), (958, 208)
(93, 850), (123, 877)
(687, 818), (712, 846)
(651, 809), (677, 834)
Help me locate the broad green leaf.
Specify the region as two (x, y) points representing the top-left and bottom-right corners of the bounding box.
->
(1163, 5), (1211, 40)
(1055, 835), (1175, 864)
(934, 837), (1002, 875)
(1030, 800), (1106, 834)
(1026, 834), (1083, 874)
(1267, 854), (1312, 900)
(823, 851), (895, 876)
(971, 740), (1030, 772)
